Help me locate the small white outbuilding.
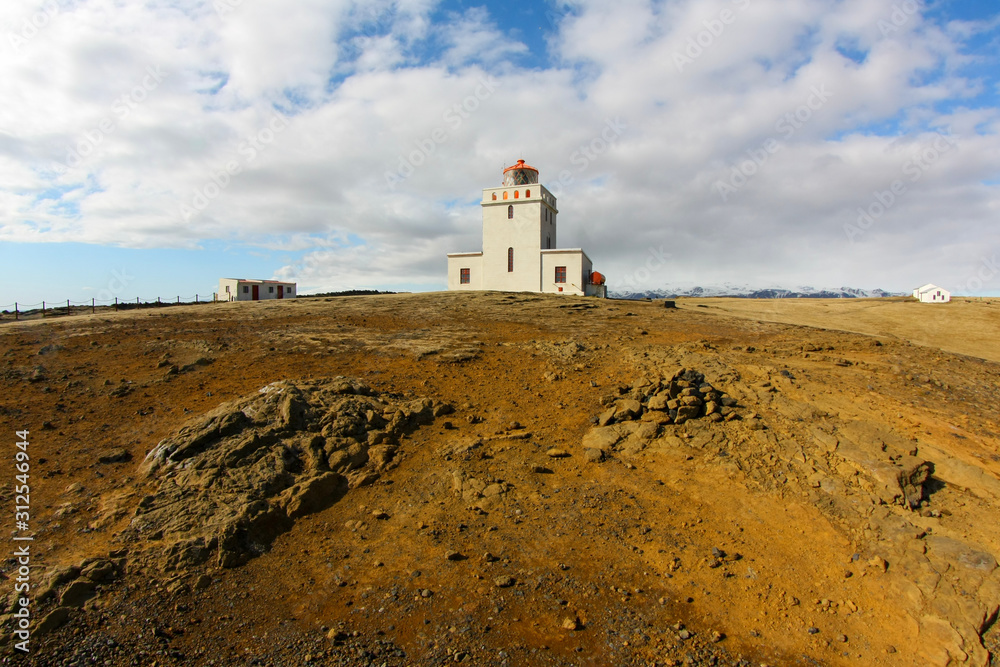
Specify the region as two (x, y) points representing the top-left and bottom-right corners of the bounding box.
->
(219, 278), (296, 302)
(912, 284), (951, 303)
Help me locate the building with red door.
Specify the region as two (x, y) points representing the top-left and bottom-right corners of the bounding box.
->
(218, 278), (296, 302)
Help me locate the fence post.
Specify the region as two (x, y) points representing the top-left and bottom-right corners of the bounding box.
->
(137, 297), (139, 307)
(157, 297), (161, 305)
(14, 303), (17, 321)
(67, 299), (70, 312)
(195, 294), (198, 304)
(177, 296), (180, 305)
(42, 301), (45, 317)
(92, 298), (95, 314)
(114, 297), (118, 311)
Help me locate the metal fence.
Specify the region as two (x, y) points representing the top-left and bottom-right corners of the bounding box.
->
(0, 294), (219, 321)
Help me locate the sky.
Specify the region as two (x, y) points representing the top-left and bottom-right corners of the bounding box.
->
(1, 0), (999, 305)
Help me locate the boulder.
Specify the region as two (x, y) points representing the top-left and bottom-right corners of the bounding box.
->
(281, 473), (345, 519)
(581, 427), (621, 452)
(647, 395), (670, 411)
(59, 579), (97, 608)
(614, 399), (643, 421)
(80, 559), (116, 583)
(123, 378), (440, 571)
(675, 405), (701, 423)
(35, 607), (72, 637)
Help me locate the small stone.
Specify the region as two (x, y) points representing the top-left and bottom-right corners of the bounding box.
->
(482, 552), (498, 563)
(583, 447), (604, 462)
(372, 510), (390, 520)
(678, 629), (691, 640)
(807, 627), (820, 635)
(421, 589), (433, 598)
(711, 630), (724, 643)
(886, 645), (896, 654)
(836, 634), (848, 643)
(562, 617), (579, 631)
(494, 575), (515, 588)
(546, 448), (570, 458)
(445, 550), (464, 561)
(868, 555), (888, 572)
(97, 448), (131, 464)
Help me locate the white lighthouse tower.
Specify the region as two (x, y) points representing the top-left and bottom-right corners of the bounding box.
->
(446, 159), (606, 296)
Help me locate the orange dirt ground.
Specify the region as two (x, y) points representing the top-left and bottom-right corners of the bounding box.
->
(0, 292), (998, 666)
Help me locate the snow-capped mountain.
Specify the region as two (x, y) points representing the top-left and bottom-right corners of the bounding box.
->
(608, 284), (903, 300)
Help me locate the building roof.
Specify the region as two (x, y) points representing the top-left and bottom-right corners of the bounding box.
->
(222, 278), (296, 285)
(502, 159), (538, 174)
(915, 283), (947, 294)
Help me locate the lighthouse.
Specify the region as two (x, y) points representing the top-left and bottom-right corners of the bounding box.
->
(446, 159), (606, 297)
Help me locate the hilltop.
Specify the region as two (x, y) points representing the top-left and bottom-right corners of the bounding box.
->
(0, 292), (998, 666)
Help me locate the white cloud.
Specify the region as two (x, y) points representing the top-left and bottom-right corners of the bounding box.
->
(0, 0), (998, 294)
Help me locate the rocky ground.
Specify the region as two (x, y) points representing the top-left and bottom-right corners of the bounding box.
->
(0, 291), (998, 666)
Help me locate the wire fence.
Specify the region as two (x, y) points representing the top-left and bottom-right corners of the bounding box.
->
(0, 294), (221, 322)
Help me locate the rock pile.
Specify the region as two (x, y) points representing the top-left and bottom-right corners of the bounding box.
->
(582, 368), (741, 461)
(595, 368), (739, 427)
(121, 377), (448, 571)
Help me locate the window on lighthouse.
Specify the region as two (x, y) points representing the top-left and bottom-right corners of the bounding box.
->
(546, 236), (551, 249)
(508, 248), (514, 272)
(514, 190), (519, 199)
(508, 205), (513, 219)
(492, 193), (497, 201)
(503, 191), (508, 200)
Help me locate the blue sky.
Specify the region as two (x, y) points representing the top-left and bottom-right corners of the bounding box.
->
(1, 0), (999, 303)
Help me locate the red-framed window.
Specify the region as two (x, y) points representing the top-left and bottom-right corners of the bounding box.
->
(508, 247), (514, 272)
(460, 268), (470, 284)
(555, 266), (566, 283)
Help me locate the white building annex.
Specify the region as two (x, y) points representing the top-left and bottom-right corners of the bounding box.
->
(219, 278), (296, 302)
(912, 283), (951, 303)
(447, 160), (607, 297)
